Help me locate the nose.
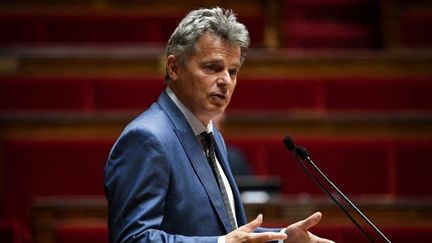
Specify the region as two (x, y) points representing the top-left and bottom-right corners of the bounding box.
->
(217, 70), (233, 86)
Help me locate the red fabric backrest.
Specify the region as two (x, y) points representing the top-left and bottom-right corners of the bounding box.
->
(1, 139), (113, 225)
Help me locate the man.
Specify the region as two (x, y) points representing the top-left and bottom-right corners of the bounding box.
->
(104, 7), (334, 243)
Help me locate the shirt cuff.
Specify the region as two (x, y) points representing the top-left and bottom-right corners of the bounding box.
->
(277, 228), (286, 243)
(218, 236), (225, 243)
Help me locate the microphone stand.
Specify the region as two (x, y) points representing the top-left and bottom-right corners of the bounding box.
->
(284, 137), (391, 243)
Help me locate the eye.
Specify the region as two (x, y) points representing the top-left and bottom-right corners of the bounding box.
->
(228, 68), (238, 77)
(205, 64), (218, 72)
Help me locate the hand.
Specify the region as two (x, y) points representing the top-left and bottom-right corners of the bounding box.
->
(225, 214), (287, 243)
(284, 212), (334, 243)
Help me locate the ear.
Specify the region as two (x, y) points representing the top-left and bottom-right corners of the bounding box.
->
(166, 55), (179, 81)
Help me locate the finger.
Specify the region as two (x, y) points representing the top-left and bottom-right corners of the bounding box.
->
(248, 231), (288, 242)
(308, 232), (335, 243)
(316, 237), (335, 243)
(294, 212), (322, 231)
(237, 214), (263, 233)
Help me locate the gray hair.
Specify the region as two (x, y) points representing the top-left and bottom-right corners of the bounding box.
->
(165, 7), (250, 81)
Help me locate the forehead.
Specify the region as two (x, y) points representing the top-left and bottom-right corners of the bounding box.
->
(192, 32), (241, 64)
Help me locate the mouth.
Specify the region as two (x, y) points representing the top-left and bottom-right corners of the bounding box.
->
(209, 92), (227, 102)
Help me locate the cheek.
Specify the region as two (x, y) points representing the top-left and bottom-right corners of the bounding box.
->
(232, 80), (237, 90)
(229, 81), (236, 94)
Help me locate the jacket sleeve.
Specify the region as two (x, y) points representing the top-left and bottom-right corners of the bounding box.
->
(104, 128), (218, 243)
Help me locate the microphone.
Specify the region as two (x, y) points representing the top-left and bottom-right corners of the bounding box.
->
(283, 136), (391, 243)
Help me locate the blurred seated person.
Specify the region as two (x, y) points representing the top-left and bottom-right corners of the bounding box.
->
(214, 113), (281, 201)
(213, 113), (253, 177)
(227, 145), (254, 176)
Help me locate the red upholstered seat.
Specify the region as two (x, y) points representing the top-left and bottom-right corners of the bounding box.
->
(0, 11), (265, 46)
(0, 76), (90, 112)
(383, 226), (432, 243)
(323, 77), (432, 111)
(0, 76), (165, 112)
(266, 139), (392, 195)
(227, 137), (432, 197)
(0, 12), (180, 45)
(281, 0), (379, 49)
(0, 218), (31, 243)
(283, 21), (374, 49)
(394, 139), (432, 196)
(285, 0), (371, 8)
(1, 139), (113, 227)
(228, 77), (432, 112)
(401, 9), (432, 47)
(93, 77), (164, 111)
(237, 15), (265, 47)
(228, 78), (322, 112)
(55, 224), (108, 243)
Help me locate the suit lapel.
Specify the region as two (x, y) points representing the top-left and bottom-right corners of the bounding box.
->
(213, 130), (247, 226)
(157, 91), (234, 232)
(175, 129), (234, 232)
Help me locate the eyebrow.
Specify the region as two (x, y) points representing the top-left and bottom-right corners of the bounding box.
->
(202, 58), (241, 69)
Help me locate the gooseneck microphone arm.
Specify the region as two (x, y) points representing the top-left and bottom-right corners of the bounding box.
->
(295, 146), (375, 242)
(294, 146), (374, 242)
(283, 137), (391, 243)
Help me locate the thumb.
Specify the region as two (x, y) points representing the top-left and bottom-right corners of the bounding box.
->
(295, 212), (322, 231)
(237, 214), (263, 233)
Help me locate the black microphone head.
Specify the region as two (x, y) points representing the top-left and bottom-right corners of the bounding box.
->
(283, 136), (296, 151)
(295, 146), (310, 160)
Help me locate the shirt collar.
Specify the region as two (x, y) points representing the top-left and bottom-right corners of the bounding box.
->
(166, 87), (213, 136)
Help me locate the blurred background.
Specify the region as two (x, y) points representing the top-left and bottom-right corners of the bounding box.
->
(0, 0), (431, 242)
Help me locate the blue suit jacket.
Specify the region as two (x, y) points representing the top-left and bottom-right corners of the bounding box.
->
(105, 91), (250, 242)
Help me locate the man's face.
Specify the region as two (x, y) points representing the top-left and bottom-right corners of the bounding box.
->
(167, 32), (241, 125)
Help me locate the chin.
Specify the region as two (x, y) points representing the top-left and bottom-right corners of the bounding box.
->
(207, 109), (224, 119)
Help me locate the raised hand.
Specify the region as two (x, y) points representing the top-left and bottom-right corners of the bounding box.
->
(225, 214), (287, 243)
(284, 212), (335, 243)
